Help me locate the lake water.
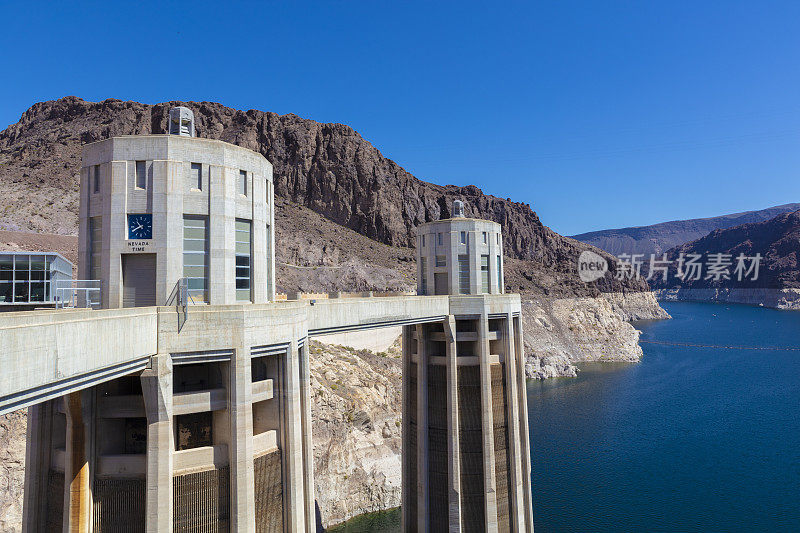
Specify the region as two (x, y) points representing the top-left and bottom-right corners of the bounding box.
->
(530, 301), (800, 532)
(331, 301), (800, 531)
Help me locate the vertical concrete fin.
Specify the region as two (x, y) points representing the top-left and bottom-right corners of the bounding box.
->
(478, 313), (499, 532)
(229, 344), (256, 532)
(514, 316), (535, 531)
(444, 316), (462, 532)
(64, 390), (92, 533)
(503, 314), (526, 532)
(299, 343), (316, 530)
(415, 323), (430, 532)
(23, 402), (53, 533)
(141, 353), (174, 533)
(283, 340), (307, 532)
(401, 325), (414, 531)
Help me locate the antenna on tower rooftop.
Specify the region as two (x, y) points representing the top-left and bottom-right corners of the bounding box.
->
(452, 199), (465, 218)
(168, 107), (195, 137)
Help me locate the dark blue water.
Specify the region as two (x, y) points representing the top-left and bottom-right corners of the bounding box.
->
(530, 301), (800, 532)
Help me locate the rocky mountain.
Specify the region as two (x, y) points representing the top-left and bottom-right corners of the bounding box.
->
(648, 209), (800, 309)
(572, 203), (800, 257)
(0, 96), (650, 298)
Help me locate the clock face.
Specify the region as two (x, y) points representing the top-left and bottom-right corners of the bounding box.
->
(128, 214), (153, 240)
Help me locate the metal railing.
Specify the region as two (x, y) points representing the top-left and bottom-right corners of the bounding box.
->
(54, 280), (101, 309)
(166, 278), (195, 331)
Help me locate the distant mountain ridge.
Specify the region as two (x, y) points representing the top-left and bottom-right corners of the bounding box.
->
(651, 209), (800, 290)
(572, 203), (800, 256)
(648, 209), (800, 309)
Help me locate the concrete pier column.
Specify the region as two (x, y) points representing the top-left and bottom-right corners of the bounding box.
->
(514, 316), (535, 531)
(283, 339), (307, 532)
(415, 323), (430, 532)
(141, 353), (174, 533)
(229, 345), (256, 532)
(478, 313), (499, 532)
(63, 390), (93, 533)
(443, 316), (462, 531)
(22, 402), (53, 533)
(298, 343), (316, 529)
(503, 314), (527, 532)
(401, 325), (414, 531)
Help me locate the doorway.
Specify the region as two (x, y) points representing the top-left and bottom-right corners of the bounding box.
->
(122, 254), (156, 307)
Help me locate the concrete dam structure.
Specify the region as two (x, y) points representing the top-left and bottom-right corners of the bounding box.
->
(0, 108), (534, 532)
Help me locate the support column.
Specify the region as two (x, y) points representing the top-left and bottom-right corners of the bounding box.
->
(299, 343), (316, 529)
(478, 313), (498, 532)
(22, 402), (53, 533)
(401, 325), (414, 531)
(503, 314), (527, 532)
(415, 323), (429, 533)
(63, 390), (93, 533)
(141, 353), (174, 533)
(514, 316), (535, 531)
(229, 345), (256, 532)
(283, 339), (306, 532)
(443, 316), (462, 531)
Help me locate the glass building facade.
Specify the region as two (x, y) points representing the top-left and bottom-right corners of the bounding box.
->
(235, 219), (252, 301)
(183, 216), (209, 303)
(0, 252), (73, 305)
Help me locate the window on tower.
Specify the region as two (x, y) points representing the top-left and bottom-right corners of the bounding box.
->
(235, 219), (252, 301)
(135, 161), (147, 189)
(239, 170), (248, 196)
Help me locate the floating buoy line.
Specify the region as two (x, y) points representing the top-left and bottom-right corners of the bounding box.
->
(639, 339), (800, 351)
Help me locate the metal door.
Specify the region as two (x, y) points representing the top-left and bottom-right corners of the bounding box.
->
(122, 254), (156, 307)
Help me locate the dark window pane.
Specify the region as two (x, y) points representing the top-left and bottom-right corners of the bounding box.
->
(236, 267), (250, 278)
(14, 283), (28, 302)
(0, 283), (11, 302)
(125, 418), (147, 454)
(30, 283), (45, 302)
(175, 412), (213, 450)
(15, 270), (28, 281)
(236, 278), (250, 289)
(235, 255), (250, 267)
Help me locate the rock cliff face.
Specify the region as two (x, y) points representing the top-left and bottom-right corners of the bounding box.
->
(522, 292), (670, 379)
(572, 203), (800, 257)
(0, 96), (651, 295)
(649, 210), (800, 309)
(0, 411), (25, 533)
(309, 340), (402, 528)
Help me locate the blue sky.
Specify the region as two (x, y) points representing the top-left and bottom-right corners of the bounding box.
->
(2, 1), (799, 235)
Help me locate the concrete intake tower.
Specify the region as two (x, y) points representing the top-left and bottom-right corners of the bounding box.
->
(404, 200), (534, 531)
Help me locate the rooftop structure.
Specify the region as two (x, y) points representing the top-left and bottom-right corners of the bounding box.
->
(79, 130), (274, 308)
(168, 106), (195, 137)
(416, 201), (505, 296)
(0, 252), (73, 307)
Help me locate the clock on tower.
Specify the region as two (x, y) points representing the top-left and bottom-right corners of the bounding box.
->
(127, 214), (153, 240)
